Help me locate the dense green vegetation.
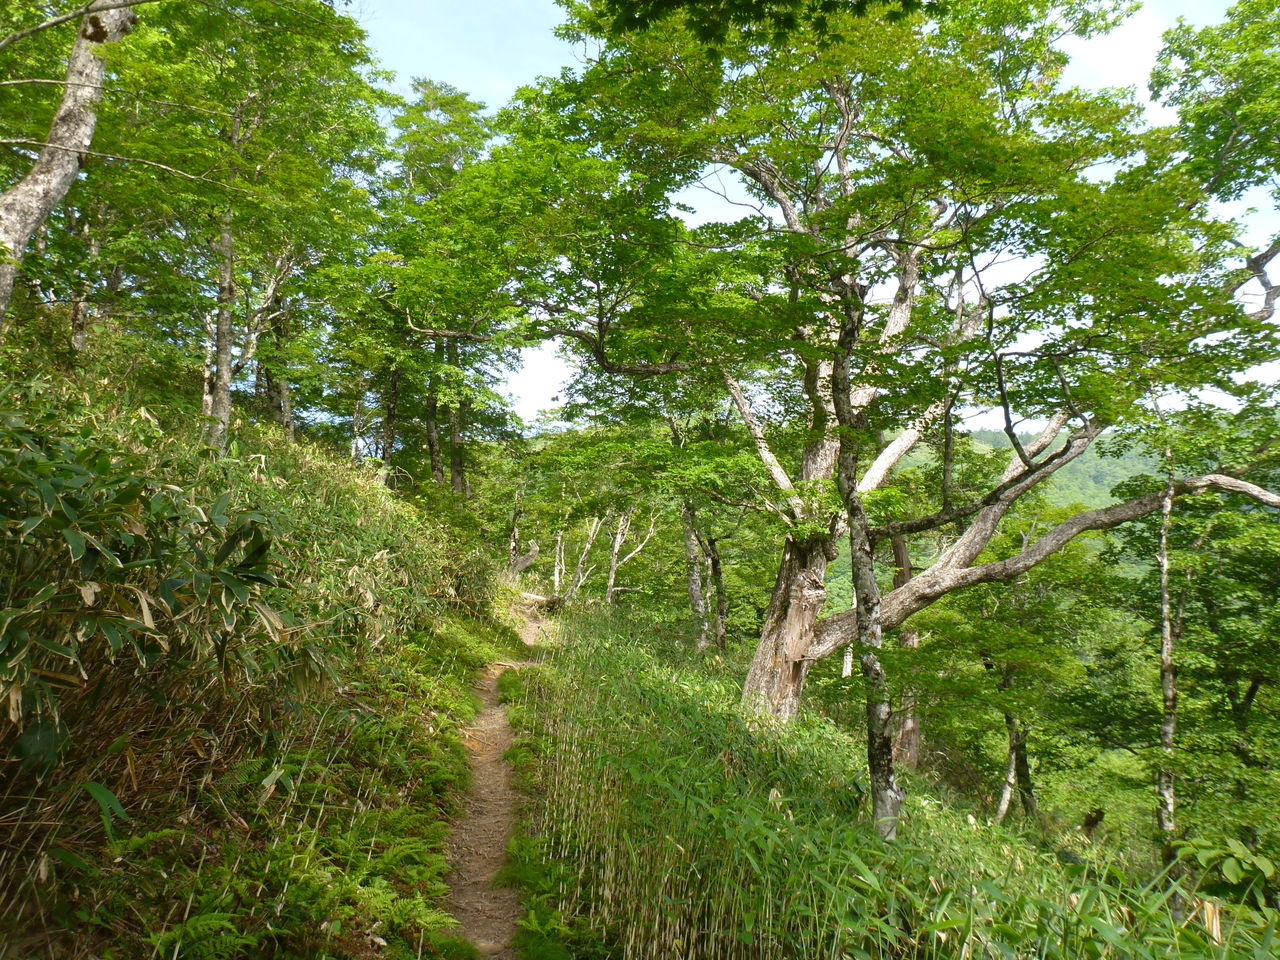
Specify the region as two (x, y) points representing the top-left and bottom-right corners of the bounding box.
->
(3, 0), (1280, 957)
(505, 610), (1278, 959)
(0, 330), (522, 956)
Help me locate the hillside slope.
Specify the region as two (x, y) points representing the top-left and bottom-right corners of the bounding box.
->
(0, 352), (521, 959)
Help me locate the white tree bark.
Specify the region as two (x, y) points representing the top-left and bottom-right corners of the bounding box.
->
(552, 529), (565, 595)
(564, 516), (603, 600)
(605, 509), (656, 603)
(1156, 472), (1179, 866)
(202, 212), (235, 448)
(994, 732), (1018, 823)
(0, 1), (136, 334)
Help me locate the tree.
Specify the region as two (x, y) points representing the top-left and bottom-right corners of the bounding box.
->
(515, 0), (1280, 838)
(1105, 409), (1280, 896)
(320, 83), (554, 490)
(91, 0), (388, 449)
(0, 0), (136, 332)
(595, 0), (937, 42)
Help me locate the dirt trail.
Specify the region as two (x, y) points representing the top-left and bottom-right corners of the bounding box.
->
(441, 609), (545, 957)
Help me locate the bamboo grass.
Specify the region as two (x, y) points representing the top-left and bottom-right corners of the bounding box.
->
(508, 612), (1278, 960)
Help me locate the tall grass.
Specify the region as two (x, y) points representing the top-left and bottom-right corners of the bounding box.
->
(0, 368), (502, 956)
(508, 611), (1278, 960)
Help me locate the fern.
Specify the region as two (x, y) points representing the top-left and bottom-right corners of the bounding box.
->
(147, 913), (259, 960)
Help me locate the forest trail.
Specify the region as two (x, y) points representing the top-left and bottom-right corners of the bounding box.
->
(442, 607), (546, 957)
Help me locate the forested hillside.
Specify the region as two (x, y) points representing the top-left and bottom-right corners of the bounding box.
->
(3, 0), (1280, 958)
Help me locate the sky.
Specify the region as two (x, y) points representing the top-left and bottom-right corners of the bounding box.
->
(351, 0), (1248, 423)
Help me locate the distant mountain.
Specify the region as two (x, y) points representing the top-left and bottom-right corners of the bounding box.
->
(966, 430), (1155, 509)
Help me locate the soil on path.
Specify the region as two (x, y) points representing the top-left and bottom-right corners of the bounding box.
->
(442, 609), (545, 957)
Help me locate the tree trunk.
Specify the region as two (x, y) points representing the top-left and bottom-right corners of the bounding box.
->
(849, 513), (905, 840)
(424, 389), (444, 483)
(994, 727), (1018, 823)
(1156, 478), (1180, 874)
(605, 510), (631, 604)
(508, 494), (523, 567)
(380, 365), (401, 480)
(0, 1), (136, 336)
(262, 309), (294, 439)
(681, 503), (710, 645)
(350, 393), (365, 462)
(740, 535), (833, 719)
(553, 529), (565, 595)
(69, 283), (93, 351)
(565, 517), (603, 600)
(202, 211), (235, 450)
(509, 542), (539, 575)
(1013, 719), (1037, 818)
(707, 535), (727, 652)
(68, 212), (101, 352)
(891, 535), (921, 769)
(727, 355), (839, 718)
(449, 398), (467, 495)
(444, 339), (467, 494)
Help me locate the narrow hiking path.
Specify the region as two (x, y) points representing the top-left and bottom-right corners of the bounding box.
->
(442, 608), (547, 957)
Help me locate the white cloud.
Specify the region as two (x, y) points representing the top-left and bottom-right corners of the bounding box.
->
(506, 341), (574, 425)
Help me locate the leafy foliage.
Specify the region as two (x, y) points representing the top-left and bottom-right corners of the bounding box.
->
(0, 356), (505, 956)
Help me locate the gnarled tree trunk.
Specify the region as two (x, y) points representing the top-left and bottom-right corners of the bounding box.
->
(740, 535), (834, 719)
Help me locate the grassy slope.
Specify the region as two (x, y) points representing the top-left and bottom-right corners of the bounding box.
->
(0, 339), (523, 959)
(503, 610), (1278, 960)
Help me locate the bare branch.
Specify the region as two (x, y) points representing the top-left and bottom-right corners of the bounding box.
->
(0, 139), (239, 187)
(723, 370), (806, 518)
(1201, 473), (1280, 507)
(405, 322), (493, 342)
(618, 513), (658, 567)
(811, 470), (1280, 659)
(857, 397), (947, 493)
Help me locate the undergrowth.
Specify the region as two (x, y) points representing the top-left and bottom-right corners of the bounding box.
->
(0, 351), (514, 957)
(504, 609), (1279, 960)
(61, 614), (525, 959)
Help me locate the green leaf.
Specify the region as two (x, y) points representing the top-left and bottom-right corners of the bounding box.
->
(1221, 856), (1244, 884)
(82, 781), (130, 838)
(62, 528), (86, 561)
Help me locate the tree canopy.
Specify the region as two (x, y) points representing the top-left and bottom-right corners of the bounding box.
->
(4, 0), (1280, 948)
